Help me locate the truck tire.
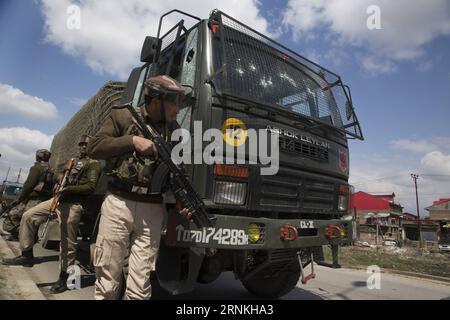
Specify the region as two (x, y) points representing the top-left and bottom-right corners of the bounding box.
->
(240, 259), (300, 299)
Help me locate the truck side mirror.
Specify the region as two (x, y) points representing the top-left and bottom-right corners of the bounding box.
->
(120, 68), (142, 104)
(141, 36), (161, 63)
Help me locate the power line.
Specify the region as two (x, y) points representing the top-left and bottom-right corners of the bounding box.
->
(419, 174), (450, 177)
(416, 193), (450, 196)
(352, 174), (450, 185)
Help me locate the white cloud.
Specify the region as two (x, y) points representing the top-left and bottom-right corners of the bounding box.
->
(40, 0), (273, 79)
(305, 50), (321, 65)
(391, 139), (438, 154)
(421, 151), (450, 175)
(283, 0), (450, 74)
(66, 97), (87, 107)
(0, 83), (58, 120)
(360, 56), (397, 75)
(0, 127), (54, 183)
(416, 60), (434, 73)
(415, 55), (443, 73)
(283, 0), (328, 41)
(391, 137), (450, 154)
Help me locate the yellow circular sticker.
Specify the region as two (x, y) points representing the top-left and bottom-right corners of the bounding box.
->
(222, 118), (247, 147)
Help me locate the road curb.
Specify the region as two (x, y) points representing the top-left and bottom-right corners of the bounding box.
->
(0, 235), (47, 300)
(342, 264), (450, 285)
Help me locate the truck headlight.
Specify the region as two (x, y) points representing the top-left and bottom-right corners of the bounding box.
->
(338, 195), (348, 211)
(213, 181), (247, 205)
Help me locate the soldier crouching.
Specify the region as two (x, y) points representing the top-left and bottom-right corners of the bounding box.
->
(2, 149), (54, 240)
(1, 135), (100, 294)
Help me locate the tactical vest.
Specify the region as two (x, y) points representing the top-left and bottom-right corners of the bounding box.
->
(112, 120), (171, 189)
(67, 158), (90, 186)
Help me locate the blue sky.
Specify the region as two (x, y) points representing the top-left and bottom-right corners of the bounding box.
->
(0, 0), (109, 132)
(0, 0), (449, 214)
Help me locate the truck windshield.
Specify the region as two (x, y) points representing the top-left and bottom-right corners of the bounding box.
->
(211, 12), (363, 139)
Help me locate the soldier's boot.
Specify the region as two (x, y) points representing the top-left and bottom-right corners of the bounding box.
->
(50, 271), (69, 294)
(0, 250), (34, 267)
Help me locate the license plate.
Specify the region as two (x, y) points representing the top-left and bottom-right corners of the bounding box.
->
(175, 225), (249, 246)
(299, 220), (314, 229)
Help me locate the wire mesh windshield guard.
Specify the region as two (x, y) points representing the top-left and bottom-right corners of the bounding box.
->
(209, 10), (363, 140)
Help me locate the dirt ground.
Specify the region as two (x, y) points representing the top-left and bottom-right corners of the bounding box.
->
(0, 252), (26, 300)
(323, 245), (450, 278)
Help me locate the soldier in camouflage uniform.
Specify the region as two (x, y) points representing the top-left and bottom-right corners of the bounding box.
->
(1, 135), (101, 294)
(88, 75), (191, 300)
(2, 149), (53, 241)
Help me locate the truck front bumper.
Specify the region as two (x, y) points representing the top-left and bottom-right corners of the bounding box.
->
(164, 213), (354, 250)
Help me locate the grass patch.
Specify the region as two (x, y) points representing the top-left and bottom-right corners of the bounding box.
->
(323, 245), (450, 278)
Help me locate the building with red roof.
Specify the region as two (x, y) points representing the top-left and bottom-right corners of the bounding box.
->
(351, 191), (403, 220)
(425, 198), (450, 243)
(351, 191), (404, 244)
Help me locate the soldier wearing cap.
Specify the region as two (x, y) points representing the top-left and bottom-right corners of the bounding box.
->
(2, 149), (54, 241)
(88, 75), (191, 300)
(1, 135), (100, 294)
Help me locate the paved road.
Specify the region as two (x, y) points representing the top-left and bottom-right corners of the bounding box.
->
(1, 236), (449, 300)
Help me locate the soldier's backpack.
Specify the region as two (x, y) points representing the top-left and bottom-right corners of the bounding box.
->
(33, 164), (55, 197)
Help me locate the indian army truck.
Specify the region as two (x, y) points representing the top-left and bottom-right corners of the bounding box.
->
(52, 10), (364, 298)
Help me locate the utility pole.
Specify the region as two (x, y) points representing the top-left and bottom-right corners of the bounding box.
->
(411, 173), (422, 248)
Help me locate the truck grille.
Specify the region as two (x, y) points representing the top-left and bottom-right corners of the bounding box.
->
(279, 136), (329, 161)
(256, 169), (336, 213)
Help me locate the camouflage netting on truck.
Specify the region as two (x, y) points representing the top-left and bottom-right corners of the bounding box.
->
(50, 81), (125, 171)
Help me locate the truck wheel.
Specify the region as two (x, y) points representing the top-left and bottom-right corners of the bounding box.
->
(240, 259), (300, 299)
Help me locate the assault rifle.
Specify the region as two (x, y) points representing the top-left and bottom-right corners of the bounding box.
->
(40, 159), (74, 239)
(114, 102), (214, 229)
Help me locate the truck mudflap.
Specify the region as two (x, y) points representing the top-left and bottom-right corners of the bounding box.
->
(164, 213), (353, 250)
(156, 241), (205, 295)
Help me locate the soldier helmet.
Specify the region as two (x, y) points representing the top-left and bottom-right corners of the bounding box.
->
(36, 149), (51, 162)
(78, 135), (91, 146)
(144, 75), (187, 104)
